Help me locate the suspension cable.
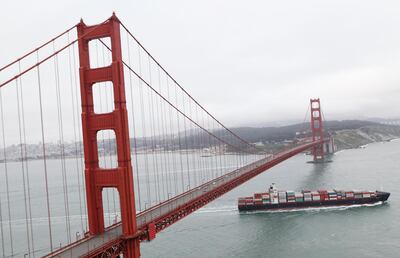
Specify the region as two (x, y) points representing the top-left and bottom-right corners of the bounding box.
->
(0, 24), (77, 72)
(125, 32), (142, 211)
(15, 78), (32, 256)
(119, 21), (259, 152)
(67, 33), (85, 235)
(71, 42), (88, 231)
(53, 42), (72, 244)
(0, 189), (4, 258)
(99, 39), (255, 156)
(18, 61), (35, 257)
(0, 17), (111, 88)
(0, 88), (14, 256)
(36, 50), (53, 252)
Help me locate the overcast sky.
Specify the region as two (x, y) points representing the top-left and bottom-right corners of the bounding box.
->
(1, 0), (400, 128)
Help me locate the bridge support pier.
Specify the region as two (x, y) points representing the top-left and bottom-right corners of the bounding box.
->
(77, 14), (140, 257)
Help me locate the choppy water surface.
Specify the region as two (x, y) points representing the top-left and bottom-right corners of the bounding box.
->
(141, 140), (400, 258)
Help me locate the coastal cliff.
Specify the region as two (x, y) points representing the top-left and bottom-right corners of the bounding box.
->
(332, 125), (400, 150)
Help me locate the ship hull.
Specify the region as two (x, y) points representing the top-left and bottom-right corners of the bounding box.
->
(238, 191), (390, 212)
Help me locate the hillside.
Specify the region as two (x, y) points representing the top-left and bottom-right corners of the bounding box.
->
(230, 120), (377, 143)
(332, 125), (400, 150)
(230, 120), (400, 151)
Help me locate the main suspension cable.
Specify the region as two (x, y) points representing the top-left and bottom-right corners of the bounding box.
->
(0, 24), (77, 72)
(0, 17), (111, 88)
(100, 38), (255, 155)
(119, 21), (258, 152)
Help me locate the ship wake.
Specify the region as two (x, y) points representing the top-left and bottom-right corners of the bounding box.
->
(240, 201), (385, 214)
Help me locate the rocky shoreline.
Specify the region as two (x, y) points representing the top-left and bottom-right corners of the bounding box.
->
(332, 125), (400, 151)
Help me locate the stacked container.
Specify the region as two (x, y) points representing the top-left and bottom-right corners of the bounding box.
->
(286, 191), (296, 203)
(262, 193), (270, 204)
(362, 192), (371, 198)
(311, 191), (320, 201)
(328, 191), (337, 200)
(335, 190), (345, 200)
(253, 193), (263, 205)
(295, 192), (304, 202)
(239, 187), (382, 211)
(278, 191), (287, 203)
(345, 191), (354, 198)
(354, 191), (363, 199)
(245, 197), (254, 205)
(238, 198), (246, 207)
(318, 190), (328, 201)
(303, 191), (312, 202)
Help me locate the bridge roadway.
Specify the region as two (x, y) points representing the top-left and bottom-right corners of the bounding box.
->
(45, 140), (321, 257)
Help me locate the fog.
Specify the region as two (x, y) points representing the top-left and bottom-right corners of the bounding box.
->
(1, 0), (400, 129)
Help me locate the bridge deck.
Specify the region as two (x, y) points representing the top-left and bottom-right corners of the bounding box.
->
(44, 141), (319, 257)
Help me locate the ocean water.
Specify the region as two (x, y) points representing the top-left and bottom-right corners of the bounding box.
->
(141, 140), (400, 258)
(0, 140), (399, 257)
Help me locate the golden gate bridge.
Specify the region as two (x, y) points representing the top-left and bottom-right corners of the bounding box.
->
(0, 14), (333, 257)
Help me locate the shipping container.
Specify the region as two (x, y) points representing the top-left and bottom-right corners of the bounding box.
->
(278, 192), (287, 203)
(254, 193), (263, 199)
(312, 195), (321, 201)
(345, 192), (354, 198)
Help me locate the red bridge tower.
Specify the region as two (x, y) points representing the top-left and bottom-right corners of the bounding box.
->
(77, 14), (140, 257)
(310, 98), (325, 162)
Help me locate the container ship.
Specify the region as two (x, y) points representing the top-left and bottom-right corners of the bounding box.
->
(238, 183), (390, 211)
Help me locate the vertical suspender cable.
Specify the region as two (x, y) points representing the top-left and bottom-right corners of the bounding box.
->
(53, 42), (72, 244)
(36, 51), (53, 252)
(0, 87), (14, 257)
(156, 66), (169, 201)
(126, 33), (142, 212)
(165, 77), (178, 196)
(217, 121), (224, 177)
(201, 110), (209, 182)
(67, 34), (85, 235)
(0, 94), (5, 258)
(175, 84), (185, 193)
(181, 91), (191, 190)
(15, 78), (32, 257)
(0, 187), (4, 258)
(137, 45), (151, 209)
(157, 67), (172, 197)
(197, 105), (205, 184)
(147, 56), (161, 204)
(187, 99), (197, 187)
(71, 43), (87, 231)
(18, 61), (35, 257)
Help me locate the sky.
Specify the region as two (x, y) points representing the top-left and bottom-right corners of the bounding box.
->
(1, 0), (400, 129)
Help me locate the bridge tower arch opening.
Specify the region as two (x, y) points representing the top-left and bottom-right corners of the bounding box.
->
(77, 14), (140, 257)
